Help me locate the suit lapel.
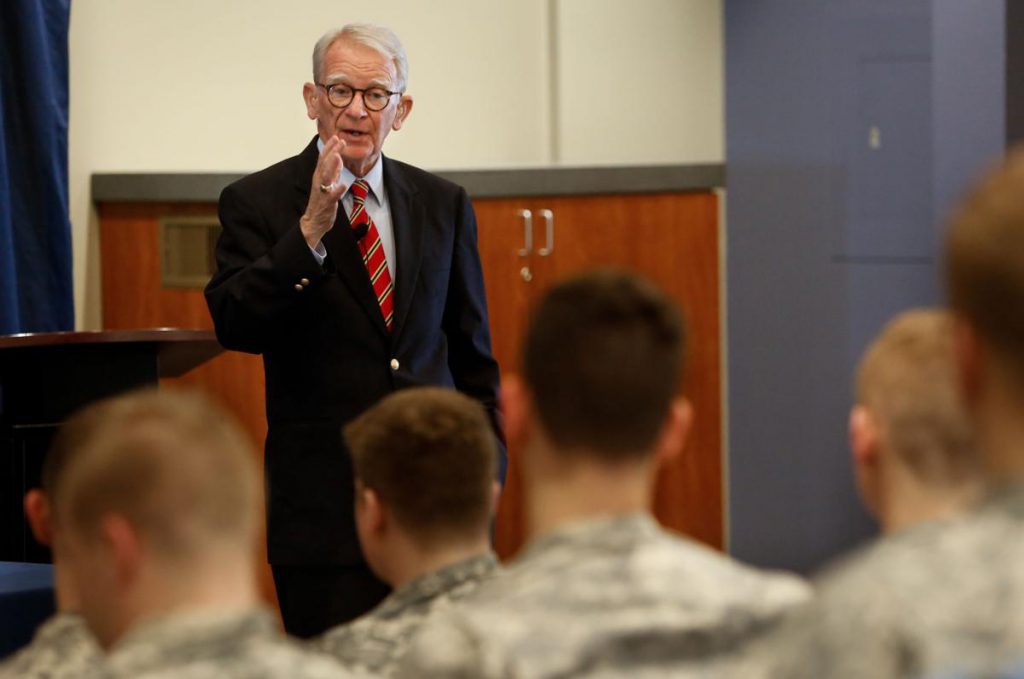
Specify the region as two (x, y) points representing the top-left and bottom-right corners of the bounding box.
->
(383, 157), (424, 339)
(293, 137), (388, 338)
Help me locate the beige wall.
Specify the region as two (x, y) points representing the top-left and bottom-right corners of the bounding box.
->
(68, 0), (722, 329)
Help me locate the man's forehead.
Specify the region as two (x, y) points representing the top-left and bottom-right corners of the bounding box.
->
(322, 41), (396, 84)
(324, 70), (393, 88)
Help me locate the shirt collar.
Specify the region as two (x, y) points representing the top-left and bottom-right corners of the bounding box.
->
(315, 137), (385, 206)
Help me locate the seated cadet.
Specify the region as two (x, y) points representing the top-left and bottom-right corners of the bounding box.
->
(49, 389), (353, 678)
(401, 269), (810, 678)
(758, 147), (1024, 679)
(0, 430), (103, 677)
(311, 387), (500, 675)
(848, 309), (980, 531)
(751, 309), (981, 677)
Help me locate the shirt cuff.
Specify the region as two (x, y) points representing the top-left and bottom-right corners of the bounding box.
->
(309, 241), (327, 266)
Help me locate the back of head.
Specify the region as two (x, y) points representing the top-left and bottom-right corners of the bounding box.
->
(52, 388), (259, 562)
(522, 268), (685, 461)
(856, 309), (976, 487)
(345, 387), (497, 547)
(946, 146), (1024, 386)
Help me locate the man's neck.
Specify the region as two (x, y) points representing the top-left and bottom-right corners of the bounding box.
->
(110, 555), (258, 649)
(386, 538), (491, 590)
(976, 385), (1024, 482)
(525, 449), (653, 542)
(879, 468), (980, 534)
(53, 560), (79, 612)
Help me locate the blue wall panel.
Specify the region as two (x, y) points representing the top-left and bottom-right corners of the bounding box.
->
(725, 0), (1004, 573)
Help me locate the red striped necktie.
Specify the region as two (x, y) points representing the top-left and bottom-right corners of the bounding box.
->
(349, 180), (394, 331)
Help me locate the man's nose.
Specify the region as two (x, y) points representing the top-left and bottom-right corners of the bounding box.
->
(344, 92), (368, 117)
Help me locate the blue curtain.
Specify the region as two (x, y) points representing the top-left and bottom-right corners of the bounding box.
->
(0, 0), (73, 334)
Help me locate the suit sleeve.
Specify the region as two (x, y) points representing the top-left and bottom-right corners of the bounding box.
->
(204, 182), (326, 354)
(443, 187), (508, 480)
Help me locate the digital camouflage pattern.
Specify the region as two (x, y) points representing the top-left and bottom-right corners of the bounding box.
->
(102, 608), (357, 678)
(401, 513), (810, 678)
(313, 553), (499, 675)
(752, 484), (1024, 679)
(0, 613), (101, 678)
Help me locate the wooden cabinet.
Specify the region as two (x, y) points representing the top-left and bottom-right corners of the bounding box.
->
(97, 187), (722, 569)
(475, 192), (723, 558)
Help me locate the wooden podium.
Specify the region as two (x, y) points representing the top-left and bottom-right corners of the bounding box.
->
(0, 329), (222, 562)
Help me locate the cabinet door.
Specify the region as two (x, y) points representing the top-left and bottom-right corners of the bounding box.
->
(514, 192), (723, 550)
(472, 199), (537, 557)
(472, 199), (537, 382)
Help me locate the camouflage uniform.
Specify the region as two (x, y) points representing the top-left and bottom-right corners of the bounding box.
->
(400, 513), (810, 678)
(0, 612), (101, 678)
(102, 607), (356, 678)
(755, 484), (1024, 679)
(313, 552), (499, 675)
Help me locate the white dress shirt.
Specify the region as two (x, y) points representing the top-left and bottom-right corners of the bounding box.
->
(309, 138), (396, 278)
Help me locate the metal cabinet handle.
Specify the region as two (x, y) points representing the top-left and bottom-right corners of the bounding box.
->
(537, 209), (554, 256)
(517, 209), (533, 257)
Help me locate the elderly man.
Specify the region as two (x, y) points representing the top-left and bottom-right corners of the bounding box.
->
(401, 270), (810, 678)
(312, 387), (500, 676)
(51, 389), (354, 678)
(205, 23), (504, 637)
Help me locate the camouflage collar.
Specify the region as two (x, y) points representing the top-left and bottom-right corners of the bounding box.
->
(108, 607), (278, 673)
(516, 512), (659, 564)
(379, 553), (499, 615)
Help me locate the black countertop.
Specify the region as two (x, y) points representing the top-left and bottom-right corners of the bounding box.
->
(92, 163), (725, 203)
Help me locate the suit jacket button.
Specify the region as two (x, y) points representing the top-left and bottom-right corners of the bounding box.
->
(390, 358), (400, 371)
(300, 278), (310, 286)
(294, 283), (304, 291)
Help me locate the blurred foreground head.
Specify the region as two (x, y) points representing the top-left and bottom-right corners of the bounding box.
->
(346, 387), (497, 585)
(851, 309), (980, 531)
(517, 268), (687, 461)
(503, 269), (692, 533)
(945, 146), (1024, 479)
(51, 388), (259, 648)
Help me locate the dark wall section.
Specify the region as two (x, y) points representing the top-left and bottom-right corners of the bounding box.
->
(725, 0), (1005, 574)
(933, 0), (1006, 226)
(1008, 0), (1024, 145)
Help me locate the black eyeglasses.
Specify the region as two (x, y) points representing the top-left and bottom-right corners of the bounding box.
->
(316, 82), (401, 112)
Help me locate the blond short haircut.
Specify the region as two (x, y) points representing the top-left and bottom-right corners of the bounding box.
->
(857, 309), (976, 487)
(946, 146), (1024, 382)
(345, 388), (496, 547)
(51, 389), (258, 558)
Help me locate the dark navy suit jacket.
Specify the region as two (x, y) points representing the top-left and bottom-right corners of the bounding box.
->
(205, 137), (505, 565)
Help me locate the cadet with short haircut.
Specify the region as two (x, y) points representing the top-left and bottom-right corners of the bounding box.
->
(0, 419), (103, 678)
(312, 387), (500, 675)
(751, 308), (982, 677)
(401, 269), (809, 678)
(760, 148), (1024, 679)
(850, 308), (980, 531)
(51, 389), (353, 678)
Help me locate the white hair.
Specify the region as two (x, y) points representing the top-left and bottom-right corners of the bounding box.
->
(312, 23), (409, 91)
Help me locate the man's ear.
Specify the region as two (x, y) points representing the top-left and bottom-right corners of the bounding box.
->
(849, 405), (880, 469)
(302, 82), (319, 121)
(392, 94), (413, 131)
(500, 375), (533, 451)
(23, 490), (52, 546)
(653, 398), (694, 468)
(361, 486), (386, 535)
(100, 515), (143, 587)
